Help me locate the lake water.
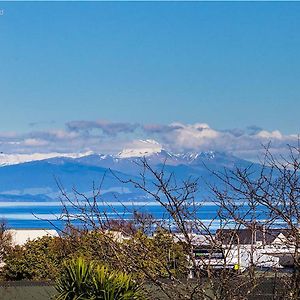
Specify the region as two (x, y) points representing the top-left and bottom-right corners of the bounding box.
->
(0, 201), (275, 230)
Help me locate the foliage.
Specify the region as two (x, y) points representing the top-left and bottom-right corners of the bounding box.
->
(1, 228), (185, 288)
(55, 257), (143, 300)
(0, 220), (12, 262)
(119, 229), (187, 280)
(2, 235), (62, 280)
(1, 230), (118, 281)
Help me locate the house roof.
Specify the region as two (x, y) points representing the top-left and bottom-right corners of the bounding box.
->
(216, 228), (292, 245)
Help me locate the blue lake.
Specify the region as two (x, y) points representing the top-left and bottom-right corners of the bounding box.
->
(0, 201), (275, 230)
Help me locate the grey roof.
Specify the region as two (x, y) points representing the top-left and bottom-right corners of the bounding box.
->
(216, 228), (292, 245)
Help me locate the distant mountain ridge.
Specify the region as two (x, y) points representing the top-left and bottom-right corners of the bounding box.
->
(0, 151), (93, 167)
(0, 146), (260, 202)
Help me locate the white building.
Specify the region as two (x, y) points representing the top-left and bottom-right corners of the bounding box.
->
(6, 229), (59, 246)
(189, 228), (297, 276)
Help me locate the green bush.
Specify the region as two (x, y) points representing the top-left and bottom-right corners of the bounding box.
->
(55, 257), (143, 300)
(2, 236), (62, 281)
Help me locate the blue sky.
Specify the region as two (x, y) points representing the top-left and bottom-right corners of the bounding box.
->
(0, 2), (300, 159)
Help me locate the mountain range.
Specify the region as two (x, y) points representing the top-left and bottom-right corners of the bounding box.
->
(0, 143), (260, 203)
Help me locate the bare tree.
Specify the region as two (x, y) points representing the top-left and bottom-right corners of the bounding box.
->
(53, 157), (266, 300)
(208, 144), (300, 300)
(47, 144), (300, 299)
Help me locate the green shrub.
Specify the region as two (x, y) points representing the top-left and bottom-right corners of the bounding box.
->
(2, 236), (62, 281)
(55, 257), (143, 300)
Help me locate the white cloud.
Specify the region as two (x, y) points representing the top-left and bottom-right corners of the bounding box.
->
(256, 130), (283, 139)
(165, 123), (220, 149)
(23, 138), (49, 146)
(0, 131), (19, 138)
(0, 120), (298, 162)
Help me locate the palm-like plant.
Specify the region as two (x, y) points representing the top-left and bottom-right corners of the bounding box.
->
(55, 257), (94, 300)
(93, 265), (142, 300)
(55, 257), (143, 300)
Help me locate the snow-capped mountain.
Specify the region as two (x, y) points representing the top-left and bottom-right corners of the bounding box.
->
(0, 137), (265, 205)
(0, 139), (221, 168)
(0, 151), (94, 167)
(117, 139), (163, 158)
(0, 142), (260, 203)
